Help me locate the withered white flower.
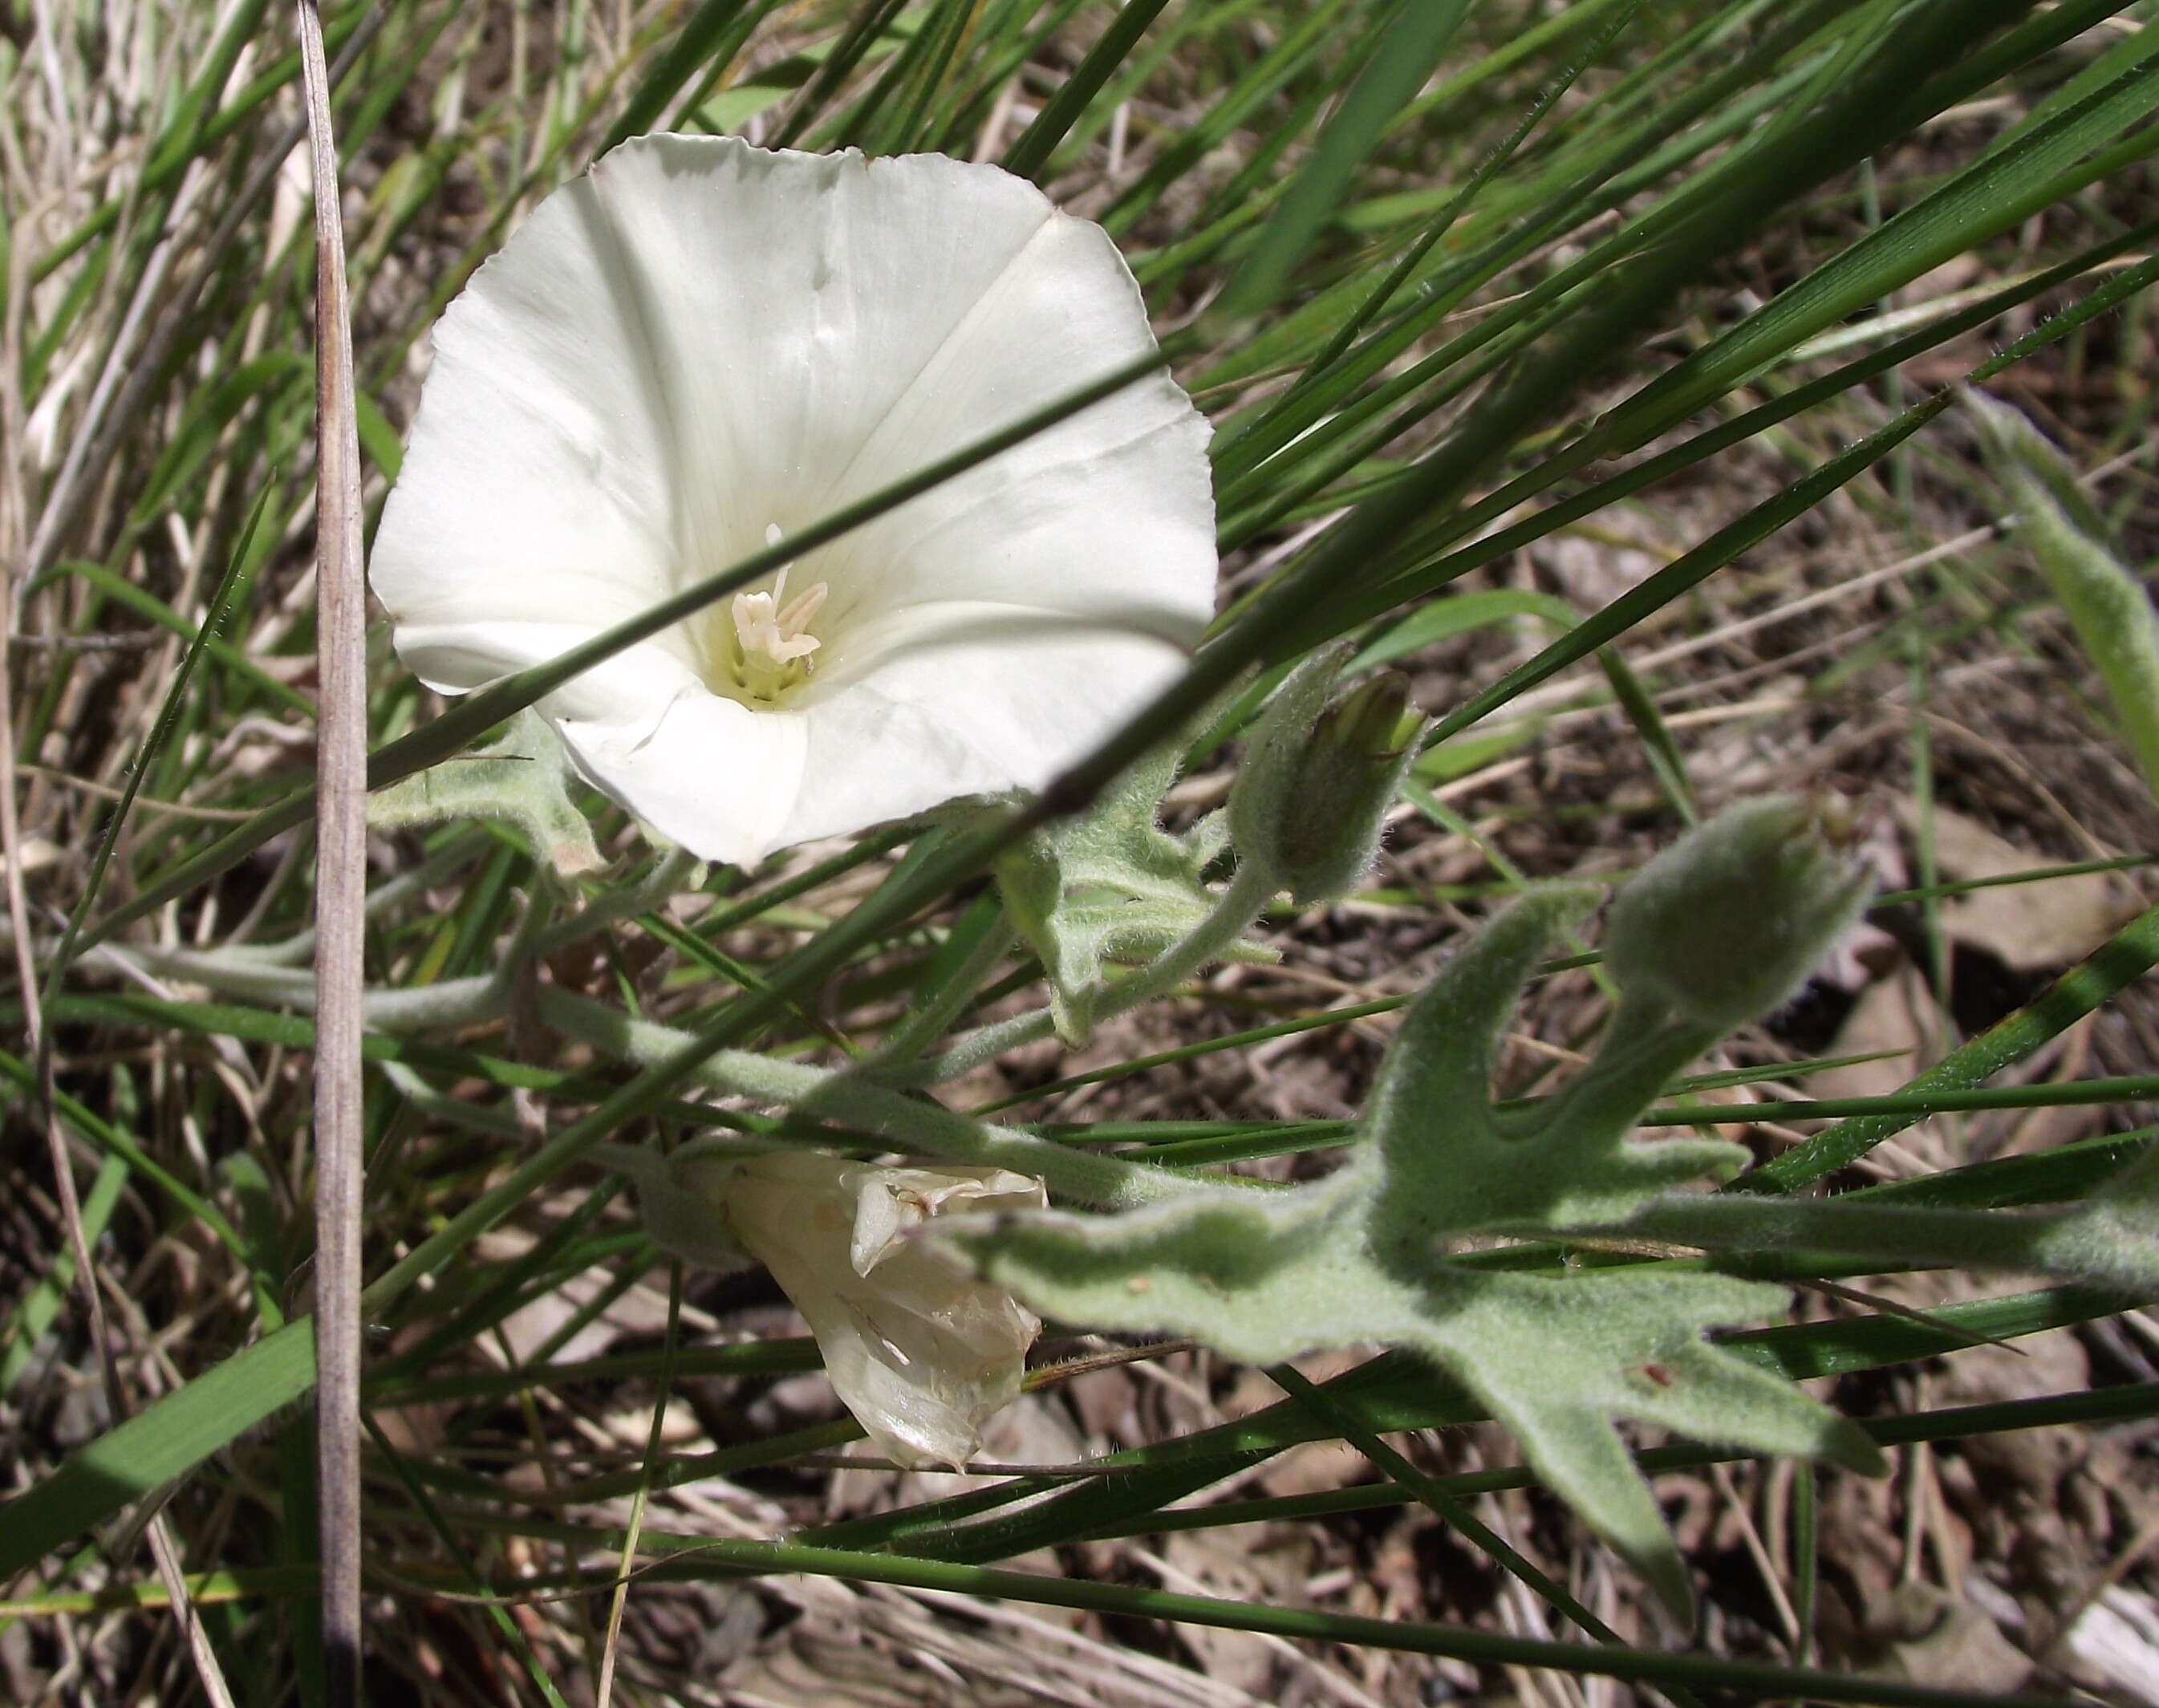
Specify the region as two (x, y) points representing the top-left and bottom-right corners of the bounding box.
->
(619, 1139), (1046, 1468)
(371, 136), (1216, 866)
(720, 1152), (1046, 1470)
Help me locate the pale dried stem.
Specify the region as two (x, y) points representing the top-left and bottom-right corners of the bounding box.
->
(4, 53), (230, 1694)
(297, 1), (369, 1698)
(22, 154), (215, 577)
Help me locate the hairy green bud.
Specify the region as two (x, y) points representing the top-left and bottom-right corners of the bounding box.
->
(612, 1141), (753, 1272)
(1603, 795), (1873, 1032)
(1231, 644), (1426, 906)
(1277, 671), (1419, 903)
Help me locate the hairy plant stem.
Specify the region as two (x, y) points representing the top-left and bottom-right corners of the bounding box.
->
(534, 847), (703, 955)
(223, 834), (493, 964)
(79, 939), (506, 1033)
(533, 987), (1194, 1211)
(1613, 1191), (2157, 1294)
(12, 844), (668, 1031)
(902, 861), (1280, 1087)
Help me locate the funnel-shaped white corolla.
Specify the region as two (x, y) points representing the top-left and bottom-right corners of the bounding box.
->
(371, 136), (1217, 866)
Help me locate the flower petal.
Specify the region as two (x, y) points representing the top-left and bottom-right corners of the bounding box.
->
(395, 620), (806, 866)
(510, 136), (1077, 583)
(816, 209), (1215, 636)
(372, 136), (1218, 867)
(779, 606), (1191, 850)
(555, 684), (807, 870)
(367, 183), (686, 660)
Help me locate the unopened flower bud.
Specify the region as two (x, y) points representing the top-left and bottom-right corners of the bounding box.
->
(1335, 672), (1418, 758)
(1279, 671), (1420, 903)
(1232, 645), (1426, 907)
(1603, 795), (1873, 1031)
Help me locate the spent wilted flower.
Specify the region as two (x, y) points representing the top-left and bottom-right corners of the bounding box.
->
(720, 1153), (1047, 1471)
(618, 1142), (1046, 1468)
(371, 136), (1216, 866)
(725, 1157), (1045, 1477)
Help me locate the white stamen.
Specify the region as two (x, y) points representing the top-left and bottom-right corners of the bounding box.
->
(779, 579), (828, 634)
(718, 520), (827, 700)
(731, 566), (829, 680)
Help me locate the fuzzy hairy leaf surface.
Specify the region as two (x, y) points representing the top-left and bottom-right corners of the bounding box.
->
(948, 805), (1888, 1611)
(994, 727), (1242, 1045)
(1966, 387), (2159, 800)
(1596, 1142), (2159, 1299)
(368, 708), (604, 877)
(2043, 1146), (2159, 1289)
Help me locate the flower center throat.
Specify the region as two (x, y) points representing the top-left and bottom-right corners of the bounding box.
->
(714, 525), (827, 705)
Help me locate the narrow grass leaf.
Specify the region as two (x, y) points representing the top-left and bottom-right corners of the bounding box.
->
(1002, 0), (1173, 180)
(1215, 0), (1472, 318)
(1739, 901), (2159, 1193)
(0, 1321), (315, 1579)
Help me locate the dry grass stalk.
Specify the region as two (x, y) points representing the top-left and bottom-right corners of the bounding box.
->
(296, 0), (369, 1698)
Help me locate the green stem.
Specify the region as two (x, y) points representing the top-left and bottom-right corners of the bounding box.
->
(534, 849), (702, 955)
(408, 1532), (2086, 1708)
(533, 988), (1195, 1211)
(907, 861), (1279, 1087)
(219, 834), (492, 965)
(1268, 1364), (1704, 1708)
(1611, 1190), (2158, 1296)
(1740, 899), (2159, 1191)
(76, 940), (503, 1035)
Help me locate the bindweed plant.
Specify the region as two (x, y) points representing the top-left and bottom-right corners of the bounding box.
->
(8, 3), (2159, 1705)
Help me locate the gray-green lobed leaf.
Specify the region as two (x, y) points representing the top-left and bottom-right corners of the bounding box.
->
(995, 720), (1252, 1047)
(943, 801), (1889, 1615)
(367, 708), (605, 878)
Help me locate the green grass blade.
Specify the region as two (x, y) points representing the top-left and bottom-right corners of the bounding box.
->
(1593, 35), (2159, 456)
(1002, 0), (1174, 180)
(0, 1321), (315, 1580)
(1739, 899), (2159, 1193)
(601, 0), (764, 152)
(38, 481), (278, 1007)
(1425, 399), (1950, 745)
(1214, 0), (1474, 318)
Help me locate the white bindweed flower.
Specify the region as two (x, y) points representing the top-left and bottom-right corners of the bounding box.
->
(371, 136), (1216, 867)
(719, 1152), (1046, 1470)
